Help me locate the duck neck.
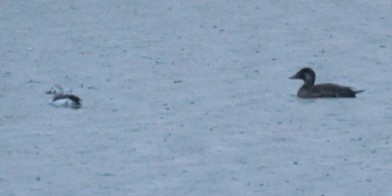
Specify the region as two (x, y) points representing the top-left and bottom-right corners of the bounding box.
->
(303, 80), (314, 86)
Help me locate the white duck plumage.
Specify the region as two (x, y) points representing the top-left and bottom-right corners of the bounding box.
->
(46, 85), (82, 109)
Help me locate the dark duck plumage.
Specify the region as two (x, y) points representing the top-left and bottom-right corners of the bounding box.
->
(290, 68), (364, 98)
(52, 94), (82, 109)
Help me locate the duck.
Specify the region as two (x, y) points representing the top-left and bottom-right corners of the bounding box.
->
(290, 67), (364, 98)
(46, 85), (82, 109)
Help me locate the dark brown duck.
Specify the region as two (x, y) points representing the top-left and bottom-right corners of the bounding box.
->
(290, 68), (364, 98)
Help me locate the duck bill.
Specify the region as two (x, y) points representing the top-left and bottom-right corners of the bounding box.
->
(289, 74), (298, 79)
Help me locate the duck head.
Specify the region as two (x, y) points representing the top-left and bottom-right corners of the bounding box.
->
(290, 67), (316, 85)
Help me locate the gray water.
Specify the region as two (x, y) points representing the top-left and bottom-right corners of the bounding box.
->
(1, 1), (391, 195)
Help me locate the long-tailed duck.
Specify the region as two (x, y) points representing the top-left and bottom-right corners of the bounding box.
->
(46, 85), (82, 109)
(290, 68), (364, 98)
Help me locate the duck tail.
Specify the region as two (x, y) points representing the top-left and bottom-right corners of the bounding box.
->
(355, 90), (365, 94)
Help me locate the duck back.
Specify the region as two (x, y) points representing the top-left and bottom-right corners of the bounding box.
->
(298, 83), (363, 98)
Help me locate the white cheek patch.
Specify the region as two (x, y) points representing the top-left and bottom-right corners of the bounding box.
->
(304, 73), (312, 82)
(46, 85), (72, 95)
